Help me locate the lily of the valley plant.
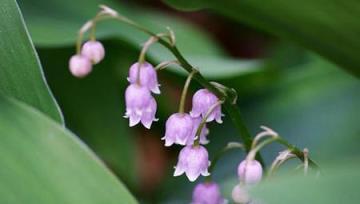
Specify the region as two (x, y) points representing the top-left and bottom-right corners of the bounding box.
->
(68, 5), (320, 204)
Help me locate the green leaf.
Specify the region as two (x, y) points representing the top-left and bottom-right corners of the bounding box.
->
(18, 0), (263, 78)
(164, 0), (360, 77)
(252, 162), (360, 203)
(0, 0), (63, 123)
(0, 95), (137, 204)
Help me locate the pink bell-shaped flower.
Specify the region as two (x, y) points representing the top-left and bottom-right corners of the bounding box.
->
(124, 84), (157, 128)
(191, 116), (209, 145)
(192, 182), (227, 204)
(237, 159), (263, 185)
(162, 113), (194, 146)
(232, 184), (250, 204)
(173, 145), (210, 182)
(190, 89), (223, 123)
(69, 54), (92, 78)
(81, 40), (105, 64)
(128, 62), (160, 94)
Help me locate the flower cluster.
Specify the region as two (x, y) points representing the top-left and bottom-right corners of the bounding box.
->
(69, 40), (105, 78)
(167, 88), (223, 182)
(70, 7), (316, 203)
(124, 62), (159, 129)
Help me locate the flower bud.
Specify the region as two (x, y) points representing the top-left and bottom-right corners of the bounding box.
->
(81, 40), (105, 64)
(174, 145), (210, 182)
(128, 62), (160, 94)
(237, 159), (263, 185)
(192, 182), (227, 204)
(162, 113), (193, 146)
(190, 89), (223, 123)
(191, 116), (209, 145)
(124, 84), (157, 128)
(232, 184), (250, 204)
(69, 54), (92, 78)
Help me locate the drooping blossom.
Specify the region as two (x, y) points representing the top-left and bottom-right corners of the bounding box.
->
(124, 84), (157, 128)
(81, 40), (105, 64)
(190, 89), (223, 123)
(192, 182), (227, 204)
(128, 62), (160, 94)
(69, 54), (92, 78)
(162, 113), (193, 146)
(174, 145), (210, 182)
(232, 184), (250, 204)
(237, 159), (263, 185)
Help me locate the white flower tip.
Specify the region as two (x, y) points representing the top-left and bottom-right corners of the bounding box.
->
(142, 122), (152, 129)
(216, 118), (223, 124)
(186, 173), (199, 182)
(80, 21), (93, 34)
(173, 167), (184, 177)
(99, 5), (118, 17)
(151, 86), (161, 94)
(129, 117), (140, 127)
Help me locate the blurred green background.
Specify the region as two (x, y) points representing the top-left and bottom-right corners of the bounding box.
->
(0, 0), (359, 203)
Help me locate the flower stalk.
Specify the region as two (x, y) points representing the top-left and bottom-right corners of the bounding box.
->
(80, 5), (322, 170)
(178, 69), (197, 113)
(193, 100), (224, 146)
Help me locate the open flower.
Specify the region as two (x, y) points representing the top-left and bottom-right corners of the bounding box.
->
(237, 159), (263, 185)
(162, 113), (193, 146)
(128, 62), (160, 94)
(190, 89), (223, 123)
(191, 116), (210, 145)
(124, 84), (157, 128)
(174, 145), (210, 182)
(192, 182), (227, 204)
(69, 54), (92, 78)
(81, 40), (105, 64)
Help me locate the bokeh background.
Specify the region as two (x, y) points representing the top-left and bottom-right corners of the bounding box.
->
(7, 0), (360, 203)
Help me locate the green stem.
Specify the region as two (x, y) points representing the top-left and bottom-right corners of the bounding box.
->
(193, 100), (224, 146)
(276, 137), (319, 170)
(178, 70), (197, 113)
(108, 14), (265, 165)
(208, 142), (244, 174)
(84, 10), (322, 169)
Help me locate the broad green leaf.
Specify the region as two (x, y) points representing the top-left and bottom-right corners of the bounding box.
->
(164, 0), (360, 77)
(252, 162), (360, 203)
(0, 95), (137, 204)
(0, 0), (63, 123)
(18, 0), (263, 78)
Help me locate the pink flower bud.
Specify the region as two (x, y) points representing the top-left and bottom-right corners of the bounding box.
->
(192, 182), (227, 204)
(232, 184), (250, 204)
(162, 113), (193, 146)
(237, 160), (263, 185)
(81, 40), (105, 64)
(191, 116), (209, 145)
(174, 145), (210, 182)
(128, 62), (160, 94)
(190, 89), (223, 123)
(69, 54), (92, 78)
(124, 84), (157, 128)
